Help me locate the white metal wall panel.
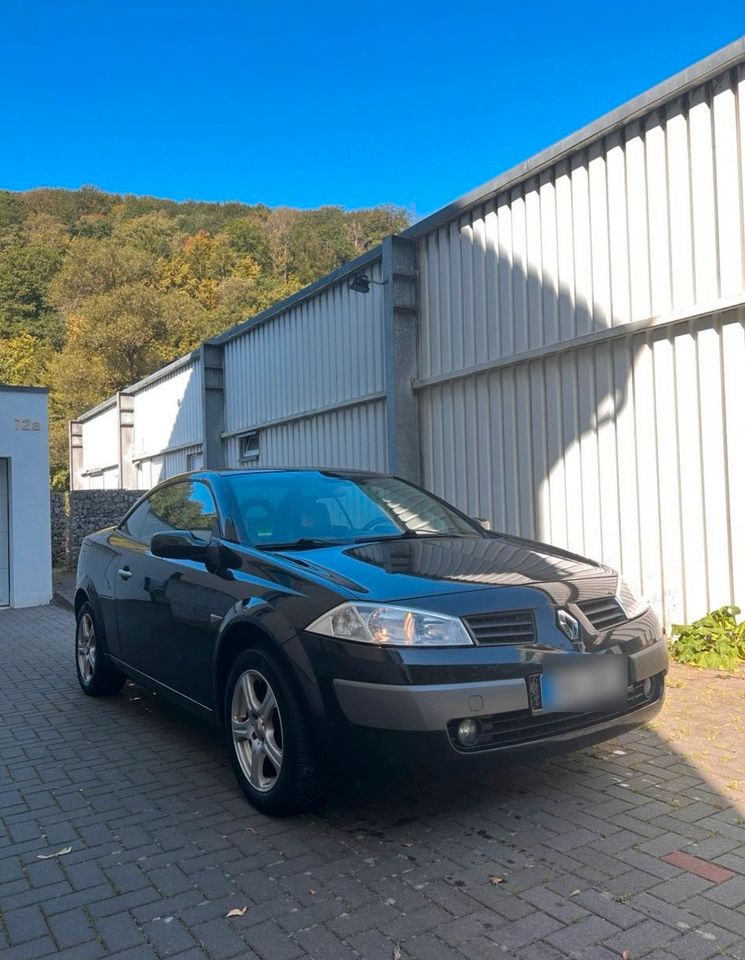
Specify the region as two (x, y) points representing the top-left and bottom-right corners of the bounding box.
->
(223, 260), (385, 435)
(132, 359), (202, 459)
(134, 444), (202, 488)
(419, 67), (745, 383)
(83, 465), (119, 490)
(421, 314), (745, 629)
(81, 405), (119, 473)
(418, 64), (745, 628)
(135, 456), (164, 490)
(225, 400), (388, 473)
(163, 444), (202, 478)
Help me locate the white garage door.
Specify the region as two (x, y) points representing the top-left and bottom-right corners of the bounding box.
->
(0, 459), (9, 606)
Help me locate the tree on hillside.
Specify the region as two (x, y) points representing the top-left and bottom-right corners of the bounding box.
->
(0, 332), (52, 386)
(49, 237), (155, 311)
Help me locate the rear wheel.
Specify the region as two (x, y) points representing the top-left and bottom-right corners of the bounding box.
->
(75, 602), (126, 696)
(225, 648), (327, 815)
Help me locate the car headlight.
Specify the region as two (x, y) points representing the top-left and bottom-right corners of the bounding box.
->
(616, 575), (649, 619)
(306, 602), (474, 647)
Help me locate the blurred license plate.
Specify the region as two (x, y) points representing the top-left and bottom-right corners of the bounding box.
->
(540, 655), (627, 713)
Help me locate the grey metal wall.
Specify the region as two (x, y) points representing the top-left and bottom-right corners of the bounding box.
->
(222, 257), (387, 471)
(224, 398), (387, 472)
(417, 61), (745, 627)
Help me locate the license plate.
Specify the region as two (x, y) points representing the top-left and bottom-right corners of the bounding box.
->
(539, 655), (627, 713)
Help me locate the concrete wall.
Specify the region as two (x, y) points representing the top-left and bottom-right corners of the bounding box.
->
(0, 386), (52, 607)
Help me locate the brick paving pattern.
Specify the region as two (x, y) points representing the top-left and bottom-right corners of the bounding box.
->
(1, 603), (743, 960)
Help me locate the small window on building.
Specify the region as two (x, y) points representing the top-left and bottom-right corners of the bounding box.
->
(239, 431), (260, 463)
(187, 451), (204, 471)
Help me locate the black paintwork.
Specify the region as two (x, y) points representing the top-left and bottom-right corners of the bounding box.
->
(75, 468), (664, 759)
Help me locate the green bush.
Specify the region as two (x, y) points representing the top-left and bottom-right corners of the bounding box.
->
(670, 605), (745, 670)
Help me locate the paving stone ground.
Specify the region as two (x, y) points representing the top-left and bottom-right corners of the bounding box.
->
(1, 602), (744, 960)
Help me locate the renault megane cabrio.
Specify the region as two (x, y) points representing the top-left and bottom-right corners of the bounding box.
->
(74, 469), (667, 814)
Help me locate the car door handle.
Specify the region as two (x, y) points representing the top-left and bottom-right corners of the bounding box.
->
(117, 566), (132, 581)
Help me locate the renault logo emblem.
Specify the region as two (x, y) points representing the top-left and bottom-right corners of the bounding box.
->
(557, 609), (580, 642)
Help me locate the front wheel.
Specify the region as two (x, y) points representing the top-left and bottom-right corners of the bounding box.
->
(225, 648), (328, 815)
(75, 602), (126, 696)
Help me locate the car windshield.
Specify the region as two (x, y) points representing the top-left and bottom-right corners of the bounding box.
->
(224, 471), (483, 549)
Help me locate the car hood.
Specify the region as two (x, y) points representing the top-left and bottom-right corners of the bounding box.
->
(274, 534), (617, 604)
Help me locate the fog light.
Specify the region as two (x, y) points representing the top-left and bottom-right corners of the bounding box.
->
(642, 678), (653, 698)
(457, 718), (480, 746)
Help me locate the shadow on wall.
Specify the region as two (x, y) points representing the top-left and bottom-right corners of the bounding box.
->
(421, 171), (742, 630)
(422, 242), (645, 600)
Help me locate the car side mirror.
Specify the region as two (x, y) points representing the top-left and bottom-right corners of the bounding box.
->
(151, 531), (243, 577)
(151, 531), (209, 563)
(473, 517), (492, 530)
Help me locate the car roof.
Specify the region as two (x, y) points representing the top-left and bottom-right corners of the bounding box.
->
(167, 467), (393, 483)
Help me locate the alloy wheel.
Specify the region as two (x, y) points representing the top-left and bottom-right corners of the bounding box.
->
(77, 612), (96, 683)
(231, 669), (284, 792)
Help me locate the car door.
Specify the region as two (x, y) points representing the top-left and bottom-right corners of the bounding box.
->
(114, 480), (221, 708)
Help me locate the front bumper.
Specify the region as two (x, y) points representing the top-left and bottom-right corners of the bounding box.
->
(332, 636), (667, 754)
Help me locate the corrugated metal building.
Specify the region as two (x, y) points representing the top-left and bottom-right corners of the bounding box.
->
(71, 38), (745, 629)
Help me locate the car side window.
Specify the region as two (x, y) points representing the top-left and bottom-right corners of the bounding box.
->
(121, 482), (220, 544)
(120, 499), (152, 541)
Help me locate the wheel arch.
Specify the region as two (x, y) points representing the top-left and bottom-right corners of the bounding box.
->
(213, 618), (327, 736)
(74, 588), (90, 616)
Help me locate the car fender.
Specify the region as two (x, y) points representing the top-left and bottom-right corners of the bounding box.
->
(213, 599), (328, 731)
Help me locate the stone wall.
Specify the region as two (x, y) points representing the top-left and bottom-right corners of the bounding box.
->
(50, 492), (69, 567)
(51, 489), (145, 569)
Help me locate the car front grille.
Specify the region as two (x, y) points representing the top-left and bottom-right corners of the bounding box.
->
(447, 676), (663, 752)
(463, 610), (537, 645)
(577, 596), (627, 630)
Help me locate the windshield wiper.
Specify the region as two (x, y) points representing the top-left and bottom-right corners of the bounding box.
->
(351, 531), (479, 544)
(255, 531), (483, 551)
(254, 538), (348, 551)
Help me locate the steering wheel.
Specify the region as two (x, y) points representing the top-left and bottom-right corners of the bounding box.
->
(240, 497), (275, 518)
(239, 498), (277, 540)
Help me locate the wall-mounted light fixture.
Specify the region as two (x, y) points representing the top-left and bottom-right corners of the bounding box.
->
(349, 271), (388, 294)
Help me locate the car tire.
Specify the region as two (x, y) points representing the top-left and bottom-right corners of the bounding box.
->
(75, 602), (126, 696)
(224, 648), (328, 816)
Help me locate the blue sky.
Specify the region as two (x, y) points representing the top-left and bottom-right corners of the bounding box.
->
(0, 1), (743, 218)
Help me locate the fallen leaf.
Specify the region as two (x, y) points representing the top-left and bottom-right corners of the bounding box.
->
(37, 845), (72, 860)
(309, 889), (316, 896)
(393, 945), (402, 960)
(621, 951), (630, 960)
(488, 875), (505, 885)
(226, 907), (247, 918)
(569, 889), (581, 896)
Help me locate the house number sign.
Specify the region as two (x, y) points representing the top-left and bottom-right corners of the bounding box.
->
(15, 418), (41, 431)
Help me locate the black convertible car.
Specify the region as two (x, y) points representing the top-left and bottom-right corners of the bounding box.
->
(74, 469), (667, 814)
